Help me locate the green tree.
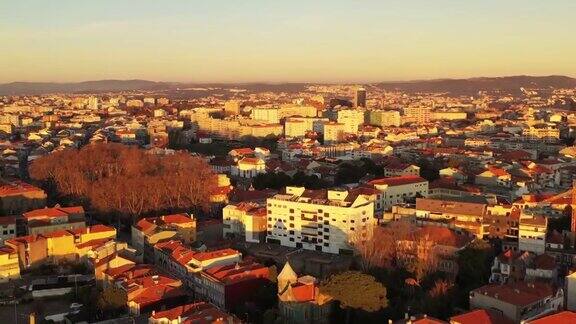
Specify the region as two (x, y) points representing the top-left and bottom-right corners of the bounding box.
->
(456, 239), (494, 308)
(320, 271), (388, 324)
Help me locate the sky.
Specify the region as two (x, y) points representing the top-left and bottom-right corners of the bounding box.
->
(1, 0), (575, 83)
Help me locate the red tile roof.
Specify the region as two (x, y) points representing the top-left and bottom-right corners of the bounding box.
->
(472, 282), (556, 307)
(450, 309), (514, 324)
(150, 302), (240, 323)
(0, 180), (44, 196)
(193, 248), (239, 262)
(203, 261), (268, 285)
(527, 311), (576, 324)
(23, 206), (84, 219)
(369, 175), (426, 186)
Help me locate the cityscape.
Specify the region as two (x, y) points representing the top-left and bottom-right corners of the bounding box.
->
(1, 1), (576, 324)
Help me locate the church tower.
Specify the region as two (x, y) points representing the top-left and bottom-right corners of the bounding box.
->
(277, 261), (298, 295)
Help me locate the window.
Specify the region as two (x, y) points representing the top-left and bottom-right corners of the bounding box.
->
(289, 216), (294, 221)
(289, 209), (294, 213)
(289, 230), (294, 235)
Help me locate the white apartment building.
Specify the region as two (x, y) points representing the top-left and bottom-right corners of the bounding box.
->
(518, 214), (547, 254)
(323, 122), (346, 143)
(251, 107), (280, 124)
(284, 117), (329, 138)
(222, 202), (267, 243)
(367, 176), (429, 212)
(266, 187), (374, 254)
(336, 109), (364, 134)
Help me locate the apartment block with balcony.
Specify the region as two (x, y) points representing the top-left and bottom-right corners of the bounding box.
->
(265, 186), (374, 254)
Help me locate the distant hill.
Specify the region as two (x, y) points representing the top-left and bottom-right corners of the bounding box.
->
(0, 79), (169, 95)
(376, 75), (576, 95)
(1, 75), (575, 96)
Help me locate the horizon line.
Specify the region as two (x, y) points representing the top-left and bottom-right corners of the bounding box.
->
(1, 74), (575, 86)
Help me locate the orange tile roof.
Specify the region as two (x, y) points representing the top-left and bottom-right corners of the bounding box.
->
(472, 282), (556, 307)
(41, 229), (74, 239)
(450, 309), (514, 324)
(203, 261), (268, 284)
(23, 206), (84, 219)
(527, 311), (576, 324)
(193, 248), (239, 262)
(0, 180), (44, 196)
(131, 285), (186, 307)
(150, 302), (240, 323)
(369, 175), (426, 186)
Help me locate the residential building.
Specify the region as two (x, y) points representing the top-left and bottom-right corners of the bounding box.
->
(132, 213), (197, 262)
(266, 186), (374, 254)
(149, 302), (241, 324)
(222, 202), (267, 242)
(335, 109), (364, 134)
(323, 122), (346, 143)
(22, 206), (86, 235)
(196, 260), (270, 309)
(5, 234), (47, 269)
(0, 180), (47, 216)
(0, 216), (16, 244)
(367, 110), (401, 127)
(383, 162), (420, 177)
(518, 214), (547, 254)
(415, 197), (488, 238)
(0, 246), (20, 283)
(469, 282), (563, 322)
(367, 176), (428, 212)
(403, 106), (432, 125)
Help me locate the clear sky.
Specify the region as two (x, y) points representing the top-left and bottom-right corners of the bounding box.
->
(1, 0), (575, 83)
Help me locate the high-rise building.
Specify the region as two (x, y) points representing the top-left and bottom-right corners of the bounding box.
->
(354, 87), (367, 108)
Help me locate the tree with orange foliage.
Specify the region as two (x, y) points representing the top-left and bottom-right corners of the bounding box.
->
(30, 143), (218, 223)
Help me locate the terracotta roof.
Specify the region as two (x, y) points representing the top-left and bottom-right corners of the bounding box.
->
(150, 302), (240, 323)
(450, 309), (514, 324)
(203, 261), (268, 285)
(41, 229), (74, 239)
(369, 175), (427, 187)
(416, 198), (486, 217)
(527, 311), (576, 324)
(472, 282), (556, 307)
(131, 285), (186, 307)
(23, 206), (84, 219)
(193, 248), (239, 262)
(0, 180), (44, 196)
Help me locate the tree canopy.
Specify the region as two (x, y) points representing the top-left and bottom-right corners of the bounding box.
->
(320, 271), (388, 312)
(29, 143), (217, 222)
